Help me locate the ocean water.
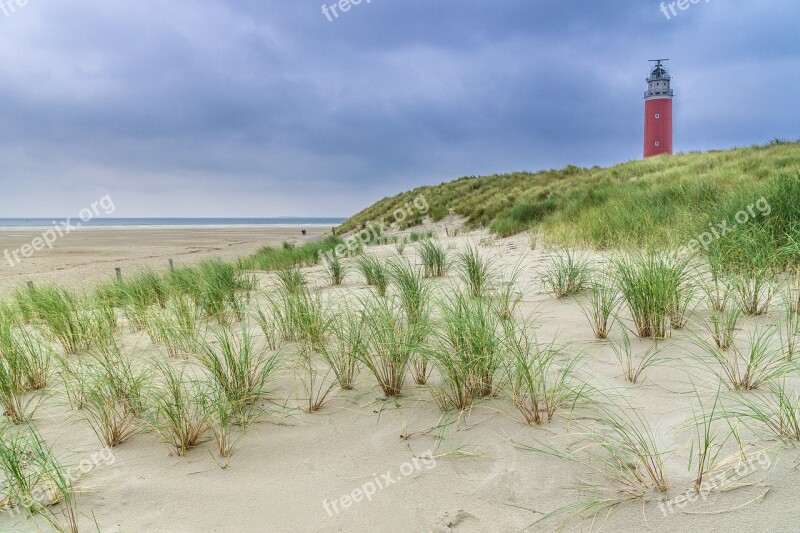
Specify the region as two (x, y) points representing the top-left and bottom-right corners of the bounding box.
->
(0, 217), (346, 228)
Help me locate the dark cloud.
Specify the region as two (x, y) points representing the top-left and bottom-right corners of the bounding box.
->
(0, 0), (797, 216)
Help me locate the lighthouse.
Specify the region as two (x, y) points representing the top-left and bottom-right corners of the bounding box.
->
(643, 59), (673, 158)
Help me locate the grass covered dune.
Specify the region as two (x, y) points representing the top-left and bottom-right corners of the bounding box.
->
(340, 140), (800, 267)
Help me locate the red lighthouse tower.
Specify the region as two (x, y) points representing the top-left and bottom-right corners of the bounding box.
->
(643, 59), (673, 158)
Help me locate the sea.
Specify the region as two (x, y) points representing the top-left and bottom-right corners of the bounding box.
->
(0, 218), (347, 228)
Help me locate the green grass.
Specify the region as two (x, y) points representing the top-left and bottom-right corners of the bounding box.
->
(146, 361), (209, 456)
(79, 341), (149, 446)
(253, 303), (281, 350)
(389, 259), (433, 327)
(542, 249), (591, 298)
(264, 287), (330, 348)
(515, 396), (670, 528)
(693, 326), (792, 390)
(389, 259), (434, 383)
(490, 267), (523, 321)
(87, 340), (149, 417)
(323, 254), (345, 286)
(355, 255), (389, 296)
(731, 269), (774, 316)
(609, 329), (663, 384)
(703, 298), (743, 351)
(17, 285), (115, 355)
(96, 258), (258, 329)
(238, 235), (344, 271)
(504, 324), (585, 425)
(205, 385), (238, 459)
(96, 268), (169, 310)
(417, 239), (449, 278)
(190, 259), (255, 322)
(727, 381), (800, 441)
(197, 326), (281, 424)
(276, 268), (307, 295)
(0, 427), (79, 532)
(357, 295), (421, 397)
(782, 282), (800, 359)
(688, 390), (739, 494)
(147, 296), (205, 359)
(82, 374), (139, 447)
(430, 292), (503, 409)
(338, 141), (800, 273)
(577, 271), (621, 339)
(268, 287), (332, 353)
(0, 326), (51, 424)
(614, 252), (692, 339)
(295, 349), (336, 413)
(320, 308), (364, 390)
(455, 245), (495, 298)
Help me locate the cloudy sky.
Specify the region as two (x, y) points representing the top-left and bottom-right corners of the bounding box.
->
(0, 0), (797, 217)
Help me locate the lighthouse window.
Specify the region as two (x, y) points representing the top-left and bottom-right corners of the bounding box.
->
(655, 141), (660, 147)
(655, 113), (660, 119)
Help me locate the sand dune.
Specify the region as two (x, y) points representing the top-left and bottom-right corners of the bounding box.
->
(0, 229), (797, 532)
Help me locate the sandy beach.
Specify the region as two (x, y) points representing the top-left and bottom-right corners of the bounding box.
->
(0, 225), (331, 295)
(0, 226), (797, 532)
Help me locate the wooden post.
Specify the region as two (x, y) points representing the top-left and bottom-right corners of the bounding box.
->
(26, 281), (34, 291)
(115, 267), (122, 282)
(445, 227), (449, 237)
(168, 259), (174, 271)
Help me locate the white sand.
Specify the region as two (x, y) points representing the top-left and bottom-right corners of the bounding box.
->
(0, 227), (798, 532)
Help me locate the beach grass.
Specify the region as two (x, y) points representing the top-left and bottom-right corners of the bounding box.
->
(577, 271), (621, 339)
(455, 245), (495, 298)
(339, 142), (800, 275)
(146, 361), (210, 456)
(0, 427), (79, 532)
(321, 308), (364, 390)
(430, 292), (503, 409)
(504, 323), (584, 425)
(542, 249), (591, 298)
(357, 295), (420, 397)
(417, 239), (449, 278)
(693, 325), (792, 390)
(197, 326), (281, 425)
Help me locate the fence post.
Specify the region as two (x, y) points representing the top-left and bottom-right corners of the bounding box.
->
(115, 267), (122, 282)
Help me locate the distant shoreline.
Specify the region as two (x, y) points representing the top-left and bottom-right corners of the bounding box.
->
(0, 224), (338, 231)
(0, 218), (346, 229)
(0, 225), (332, 293)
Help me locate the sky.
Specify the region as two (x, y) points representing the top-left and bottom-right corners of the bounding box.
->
(0, 0), (797, 218)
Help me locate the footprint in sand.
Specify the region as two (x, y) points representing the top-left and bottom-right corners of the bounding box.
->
(432, 509), (477, 532)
